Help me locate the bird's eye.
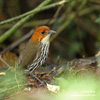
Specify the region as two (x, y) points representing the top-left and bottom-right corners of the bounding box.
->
(41, 31), (45, 34)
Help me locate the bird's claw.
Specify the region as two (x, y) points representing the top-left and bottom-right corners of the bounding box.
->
(29, 72), (44, 85)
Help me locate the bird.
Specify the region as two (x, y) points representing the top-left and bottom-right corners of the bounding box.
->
(18, 26), (56, 84)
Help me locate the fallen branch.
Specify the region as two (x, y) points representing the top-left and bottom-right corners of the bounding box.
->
(0, 55), (11, 68)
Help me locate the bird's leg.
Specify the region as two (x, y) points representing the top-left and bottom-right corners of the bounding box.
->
(29, 71), (44, 85)
(28, 66), (44, 85)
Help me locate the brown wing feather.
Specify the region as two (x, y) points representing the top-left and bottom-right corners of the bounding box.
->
(18, 39), (40, 67)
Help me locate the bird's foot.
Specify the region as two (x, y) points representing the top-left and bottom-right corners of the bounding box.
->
(29, 72), (44, 86)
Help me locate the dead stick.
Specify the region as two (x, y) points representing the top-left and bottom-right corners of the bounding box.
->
(0, 29), (34, 55)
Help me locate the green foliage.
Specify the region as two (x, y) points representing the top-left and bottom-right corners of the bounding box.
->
(55, 74), (100, 100)
(0, 67), (26, 100)
(51, 65), (100, 100)
(96, 15), (100, 23)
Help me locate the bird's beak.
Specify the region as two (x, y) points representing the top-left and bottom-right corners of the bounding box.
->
(48, 30), (56, 34)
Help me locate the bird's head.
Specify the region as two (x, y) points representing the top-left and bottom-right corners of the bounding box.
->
(31, 26), (56, 43)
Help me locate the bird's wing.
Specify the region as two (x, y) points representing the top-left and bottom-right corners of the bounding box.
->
(18, 39), (40, 67)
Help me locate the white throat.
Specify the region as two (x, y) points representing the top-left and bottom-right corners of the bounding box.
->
(41, 34), (51, 44)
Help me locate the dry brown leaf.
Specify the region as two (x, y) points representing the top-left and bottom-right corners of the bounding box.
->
(0, 72), (6, 75)
(0, 51), (18, 67)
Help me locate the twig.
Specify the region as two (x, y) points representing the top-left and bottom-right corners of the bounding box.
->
(0, 29), (34, 55)
(90, 0), (100, 4)
(75, 18), (98, 38)
(0, 19), (49, 29)
(51, 5), (100, 41)
(51, 12), (76, 41)
(0, 55), (11, 68)
(0, 0), (69, 43)
(49, 5), (64, 25)
(0, 0), (69, 26)
(0, 0), (53, 43)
